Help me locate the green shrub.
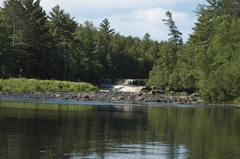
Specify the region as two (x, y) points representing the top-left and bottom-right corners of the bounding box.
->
(0, 78), (98, 93)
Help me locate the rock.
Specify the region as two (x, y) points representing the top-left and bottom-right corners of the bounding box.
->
(64, 95), (73, 100)
(110, 96), (117, 101)
(0, 90), (202, 106)
(144, 98), (152, 102)
(118, 96), (124, 100)
(71, 94), (78, 99)
(190, 93), (198, 97)
(148, 90), (155, 95)
(89, 94), (96, 100)
(77, 93), (89, 100)
(134, 92), (143, 96)
(135, 96), (145, 101)
(54, 93), (62, 98)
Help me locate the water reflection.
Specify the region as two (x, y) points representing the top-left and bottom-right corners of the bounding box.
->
(0, 101), (240, 159)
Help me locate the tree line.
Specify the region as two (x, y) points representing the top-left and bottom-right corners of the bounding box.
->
(1, 0), (240, 103)
(148, 0), (240, 103)
(0, 0), (157, 83)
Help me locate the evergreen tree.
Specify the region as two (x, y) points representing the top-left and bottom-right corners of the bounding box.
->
(0, 11), (13, 77)
(148, 42), (173, 89)
(140, 33), (157, 78)
(73, 21), (101, 82)
(169, 42), (197, 92)
(1, 0), (24, 48)
(48, 5), (78, 80)
(93, 18), (115, 77)
(1, 0), (25, 76)
(21, 0), (50, 78)
(188, 0), (240, 102)
(148, 11), (182, 91)
(1, 0), (50, 78)
(198, 15), (240, 102)
(163, 11), (182, 53)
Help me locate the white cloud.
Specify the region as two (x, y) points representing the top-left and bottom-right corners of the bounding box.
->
(39, 0), (206, 10)
(38, 0), (206, 41)
(106, 8), (192, 41)
(0, 0), (207, 13)
(108, 8), (167, 40)
(0, 0), (207, 41)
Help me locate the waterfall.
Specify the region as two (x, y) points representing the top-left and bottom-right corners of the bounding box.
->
(99, 79), (147, 92)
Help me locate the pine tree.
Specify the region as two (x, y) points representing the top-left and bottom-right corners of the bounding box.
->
(148, 11), (182, 91)
(21, 0), (50, 78)
(163, 11), (182, 53)
(94, 18), (115, 77)
(1, 0), (50, 78)
(188, 0), (240, 102)
(73, 21), (101, 82)
(48, 5), (78, 80)
(0, 11), (13, 77)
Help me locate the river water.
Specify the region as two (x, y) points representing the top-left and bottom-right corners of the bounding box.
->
(0, 100), (239, 159)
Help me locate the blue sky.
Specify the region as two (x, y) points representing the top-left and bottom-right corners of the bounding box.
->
(0, 0), (207, 41)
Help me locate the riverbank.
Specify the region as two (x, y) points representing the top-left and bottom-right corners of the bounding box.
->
(0, 91), (203, 106)
(1, 78), (239, 107)
(0, 78), (97, 93)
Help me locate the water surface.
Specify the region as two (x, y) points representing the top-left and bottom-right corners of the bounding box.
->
(0, 101), (239, 159)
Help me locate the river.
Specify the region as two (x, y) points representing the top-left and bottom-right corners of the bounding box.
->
(0, 100), (239, 159)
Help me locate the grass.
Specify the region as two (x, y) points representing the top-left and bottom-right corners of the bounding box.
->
(0, 78), (98, 93)
(230, 98), (240, 105)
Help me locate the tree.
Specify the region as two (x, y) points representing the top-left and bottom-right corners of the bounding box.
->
(0, 11), (13, 78)
(48, 5), (78, 80)
(148, 11), (183, 91)
(198, 15), (240, 102)
(21, 0), (50, 78)
(186, 0), (240, 102)
(169, 42), (197, 92)
(98, 18), (115, 36)
(148, 42), (173, 89)
(1, 0), (50, 78)
(163, 11), (182, 53)
(142, 33), (152, 59)
(1, 0), (25, 76)
(73, 21), (101, 82)
(93, 18), (115, 77)
(1, 0), (24, 48)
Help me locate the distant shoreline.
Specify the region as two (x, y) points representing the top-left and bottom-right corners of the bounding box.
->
(0, 91), (204, 106)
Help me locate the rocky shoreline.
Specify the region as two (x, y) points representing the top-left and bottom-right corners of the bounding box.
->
(0, 91), (203, 105)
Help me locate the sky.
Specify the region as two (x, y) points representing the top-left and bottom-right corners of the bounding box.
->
(0, 0), (207, 42)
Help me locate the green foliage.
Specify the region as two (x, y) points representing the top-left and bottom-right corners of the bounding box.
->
(163, 11), (182, 48)
(196, 10), (240, 103)
(93, 18), (115, 77)
(0, 0), (156, 83)
(0, 11), (13, 78)
(0, 78), (98, 93)
(98, 18), (115, 36)
(148, 2), (240, 104)
(169, 43), (197, 92)
(1, 0), (50, 78)
(148, 42), (172, 88)
(148, 12), (183, 91)
(48, 5), (78, 80)
(1, 0), (240, 103)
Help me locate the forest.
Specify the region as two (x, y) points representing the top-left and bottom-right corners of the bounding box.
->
(0, 0), (240, 103)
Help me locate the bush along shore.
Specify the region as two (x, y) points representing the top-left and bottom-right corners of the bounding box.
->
(1, 78), (239, 106)
(0, 78), (98, 93)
